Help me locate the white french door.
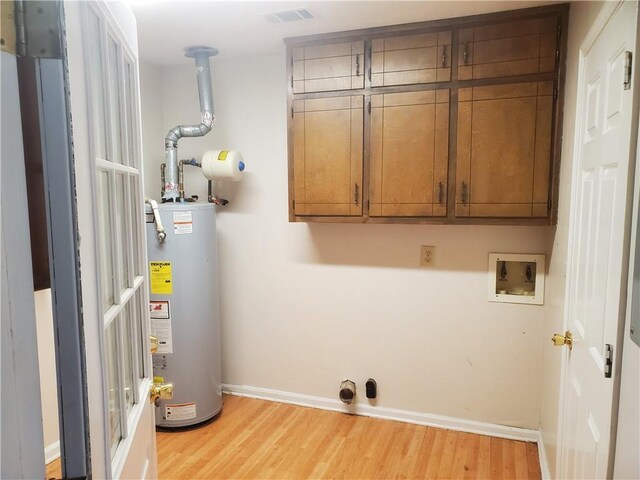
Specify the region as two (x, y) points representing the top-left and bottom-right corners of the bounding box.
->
(65, 1), (157, 478)
(559, 1), (638, 478)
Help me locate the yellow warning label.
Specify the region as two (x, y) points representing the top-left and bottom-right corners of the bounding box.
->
(150, 261), (172, 294)
(217, 150), (228, 161)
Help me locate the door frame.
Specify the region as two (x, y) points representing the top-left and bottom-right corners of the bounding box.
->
(556, 1), (640, 477)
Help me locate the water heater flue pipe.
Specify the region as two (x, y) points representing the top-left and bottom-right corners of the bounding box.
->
(163, 46), (219, 202)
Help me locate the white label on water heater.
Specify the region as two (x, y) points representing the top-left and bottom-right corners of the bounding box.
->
(173, 211), (193, 235)
(165, 403), (197, 421)
(149, 301), (173, 354)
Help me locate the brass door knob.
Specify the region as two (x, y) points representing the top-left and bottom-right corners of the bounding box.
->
(551, 331), (573, 350)
(150, 335), (159, 354)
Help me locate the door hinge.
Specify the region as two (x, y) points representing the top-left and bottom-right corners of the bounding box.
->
(290, 76), (294, 88)
(15, 1), (62, 58)
(367, 100), (371, 114)
(555, 50), (560, 64)
(604, 344), (613, 378)
(553, 88), (558, 100)
(624, 51), (633, 90)
(368, 67), (372, 82)
(291, 106), (294, 118)
(366, 199), (370, 210)
(557, 22), (561, 38)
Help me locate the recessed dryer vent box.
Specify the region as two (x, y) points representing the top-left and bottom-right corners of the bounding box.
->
(488, 253), (545, 305)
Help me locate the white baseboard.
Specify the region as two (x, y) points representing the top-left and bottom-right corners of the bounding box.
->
(536, 431), (552, 480)
(44, 440), (60, 464)
(222, 383), (540, 443)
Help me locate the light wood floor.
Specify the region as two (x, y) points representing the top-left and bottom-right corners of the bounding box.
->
(48, 394), (541, 479)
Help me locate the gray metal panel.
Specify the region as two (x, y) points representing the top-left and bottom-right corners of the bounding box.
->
(37, 57), (90, 477)
(0, 51), (46, 480)
(146, 202), (222, 427)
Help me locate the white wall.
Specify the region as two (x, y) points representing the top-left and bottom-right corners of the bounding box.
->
(141, 53), (556, 429)
(35, 289), (60, 461)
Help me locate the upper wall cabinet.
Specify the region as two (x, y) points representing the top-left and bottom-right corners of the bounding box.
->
(293, 41), (365, 93)
(285, 4), (569, 225)
(370, 90), (450, 217)
(371, 31), (452, 87)
(458, 17), (558, 80)
(455, 82), (553, 218)
(292, 96), (364, 216)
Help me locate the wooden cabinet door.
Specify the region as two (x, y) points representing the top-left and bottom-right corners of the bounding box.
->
(292, 42), (365, 93)
(456, 81), (553, 218)
(458, 16), (557, 80)
(371, 31), (452, 87)
(370, 90), (449, 217)
(292, 96), (363, 216)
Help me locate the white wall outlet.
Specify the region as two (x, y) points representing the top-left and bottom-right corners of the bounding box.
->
(420, 246), (436, 267)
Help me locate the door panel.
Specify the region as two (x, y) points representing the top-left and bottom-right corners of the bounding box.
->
(65, 2), (158, 478)
(560, 3), (638, 479)
(372, 31), (452, 86)
(293, 42), (364, 93)
(293, 96), (363, 216)
(370, 89), (449, 216)
(458, 16), (558, 80)
(456, 81), (553, 218)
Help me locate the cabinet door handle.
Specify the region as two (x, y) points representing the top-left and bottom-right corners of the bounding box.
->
(441, 45), (447, 67)
(438, 182), (444, 204)
(354, 183), (359, 205)
(461, 181), (468, 205)
(463, 42), (468, 64)
(355, 53), (360, 76)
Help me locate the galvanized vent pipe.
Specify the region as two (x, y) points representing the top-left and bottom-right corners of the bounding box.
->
(163, 46), (218, 202)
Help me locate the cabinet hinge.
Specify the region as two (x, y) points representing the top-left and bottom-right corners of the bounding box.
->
(366, 199), (370, 210)
(291, 106), (294, 118)
(604, 344), (613, 378)
(555, 50), (560, 65)
(367, 100), (371, 114)
(292, 199), (296, 210)
(368, 67), (372, 82)
(557, 22), (561, 38)
(290, 76), (294, 88)
(624, 51), (633, 90)
(553, 88), (558, 100)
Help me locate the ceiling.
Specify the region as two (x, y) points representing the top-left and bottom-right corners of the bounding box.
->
(132, 0), (560, 66)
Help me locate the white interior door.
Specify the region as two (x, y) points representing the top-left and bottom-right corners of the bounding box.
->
(560, 2), (638, 478)
(64, 1), (157, 478)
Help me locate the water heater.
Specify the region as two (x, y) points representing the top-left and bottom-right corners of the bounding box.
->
(146, 203), (222, 427)
(145, 45), (243, 429)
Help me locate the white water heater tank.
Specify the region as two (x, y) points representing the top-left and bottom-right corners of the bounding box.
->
(145, 202), (222, 428)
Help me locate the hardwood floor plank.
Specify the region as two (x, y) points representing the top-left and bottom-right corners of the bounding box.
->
(526, 441), (542, 480)
(476, 435), (492, 479)
(514, 441), (529, 479)
(502, 437), (516, 479)
(490, 436), (504, 479)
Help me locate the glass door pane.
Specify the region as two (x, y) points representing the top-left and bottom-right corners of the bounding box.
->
(107, 37), (123, 165)
(115, 173), (129, 292)
(97, 170), (114, 312)
(87, 10), (108, 160)
(105, 322), (122, 457)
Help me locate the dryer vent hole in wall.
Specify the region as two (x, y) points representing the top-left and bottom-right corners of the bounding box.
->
(339, 380), (356, 404)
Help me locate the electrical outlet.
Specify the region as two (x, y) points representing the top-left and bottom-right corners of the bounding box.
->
(420, 246), (435, 267)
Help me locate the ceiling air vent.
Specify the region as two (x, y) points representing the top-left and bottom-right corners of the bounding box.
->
(265, 8), (314, 23)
